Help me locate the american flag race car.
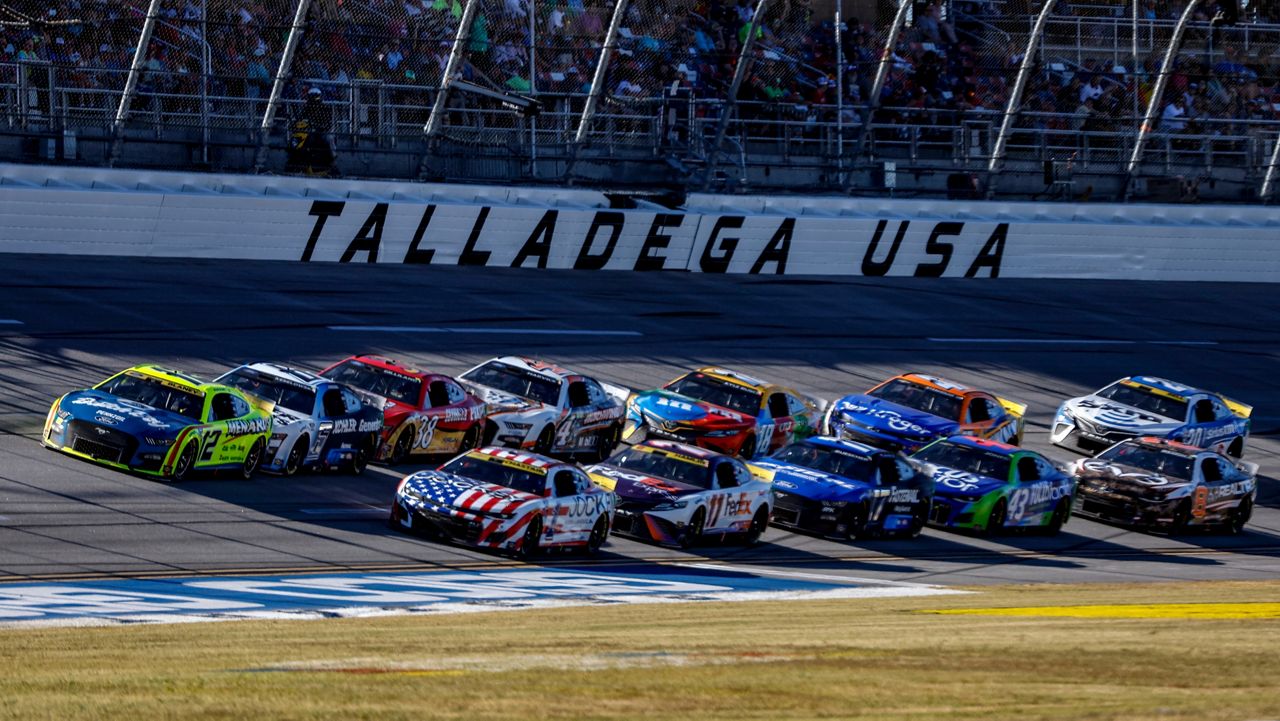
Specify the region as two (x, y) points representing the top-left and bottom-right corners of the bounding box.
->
(389, 447), (615, 557)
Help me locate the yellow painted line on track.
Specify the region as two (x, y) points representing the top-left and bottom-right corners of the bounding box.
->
(922, 603), (1280, 620)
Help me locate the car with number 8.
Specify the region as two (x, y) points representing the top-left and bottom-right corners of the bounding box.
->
(43, 364), (273, 481)
(585, 440), (772, 547)
(913, 436), (1075, 535)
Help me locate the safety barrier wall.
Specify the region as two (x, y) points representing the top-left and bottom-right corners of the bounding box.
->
(1, 166), (1278, 281)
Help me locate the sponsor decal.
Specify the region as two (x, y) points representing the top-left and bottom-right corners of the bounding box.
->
(225, 417), (270, 437)
(886, 488), (920, 504)
(71, 397), (171, 430)
(94, 411), (125, 426)
(1073, 398), (1169, 427)
(332, 418), (383, 435)
(838, 402), (931, 435)
(934, 468), (989, 492)
(1207, 480), (1253, 501)
(1080, 460), (1181, 486)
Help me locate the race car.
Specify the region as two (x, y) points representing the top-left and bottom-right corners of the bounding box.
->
(585, 440), (771, 547)
(1051, 376), (1252, 457)
(389, 447), (615, 557)
(458, 357), (626, 460)
(623, 367), (823, 458)
(913, 436), (1075, 535)
(748, 436), (932, 539)
(825, 373), (1026, 454)
(319, 355), (487, 464)
(215, 362), (384, 475)
(1070, 436), (1257, 534)
(42, 364), (272, 481)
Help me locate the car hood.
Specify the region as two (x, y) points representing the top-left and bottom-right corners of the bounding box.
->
(832, 395), (957, 440)
(591, 465), (705, 505)
(926, 465), (1007, 497)
(751, 459), (871, 502)
(1063, 396), (1182, 434)
(460, 382), (547, 415)
(1073, 459), (1191, 497)
(400, 471), (540, 512)
(61, 389), (196, 436)
(631, 390), (752, 427)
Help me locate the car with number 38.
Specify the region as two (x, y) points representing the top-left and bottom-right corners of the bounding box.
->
(43, 364), (273, 481)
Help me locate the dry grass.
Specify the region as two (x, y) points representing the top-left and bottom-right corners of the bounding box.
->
(2, 580), (1279, 720)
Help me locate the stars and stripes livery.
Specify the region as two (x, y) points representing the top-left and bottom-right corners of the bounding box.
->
(389, 447), (614, 556)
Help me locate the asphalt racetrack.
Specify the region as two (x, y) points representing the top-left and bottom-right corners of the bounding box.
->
(1, 255), (1278, 587)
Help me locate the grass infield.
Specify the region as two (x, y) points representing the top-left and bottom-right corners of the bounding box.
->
(2, 580), (1279, 720)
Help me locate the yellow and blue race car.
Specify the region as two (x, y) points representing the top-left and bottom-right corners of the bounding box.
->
(42, 364), (273, 481)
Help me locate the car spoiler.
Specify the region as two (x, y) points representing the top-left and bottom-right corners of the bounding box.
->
(1236, 459), (1260, 478)
(600, 381), (634, 406)
(995, 396), (1028, 419)
(801, 393), (830, 414)
(245, 394), (276, 416)
(1222, 396), (1252, 419)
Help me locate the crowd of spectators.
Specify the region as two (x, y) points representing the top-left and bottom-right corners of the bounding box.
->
(3, 0), (1279, 143)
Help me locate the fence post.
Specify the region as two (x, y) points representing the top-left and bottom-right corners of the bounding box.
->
(108, 0), (163, 167)
(1124, 0), (1204, 195)
(700, 0), (773, 191)
(987, 0), (1060, 192)
(845, 0), (911, 187)
(1261, 132), (1280, 201)
(418, 0), (482, 178)
(834, 7), (844, 171)
(253, 0), (313, 173)
(573, 0), (631, 147)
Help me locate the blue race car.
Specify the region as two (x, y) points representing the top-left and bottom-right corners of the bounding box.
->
(824, 373), (1026, 454)
(1050, 376), (1252, 458)
(913, 436), (1075, 535)
(748, 436), (933, 539)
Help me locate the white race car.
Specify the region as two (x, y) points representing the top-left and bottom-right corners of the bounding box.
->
(216, 362), (384, 475)
(390, 447), (616, 557)
(585, 440), (771, 547)
(458, 356), (627, 460)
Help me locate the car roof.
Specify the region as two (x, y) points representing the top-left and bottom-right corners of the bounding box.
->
(802, 435), (886, 457)
(893, 373), (976, 398)
(240, 362), (329, 389)
(1129, 435), (1211, 458)
(127, 364), (244, 398)
(942, 434), (1021, 456)
(489, 356), (581, 382)
(691, 367), (782, 393)
(340, 355), (434, 379)
(638, 439), (731, 461)
(466, 446), (568, 473)
(1121, 376), (1210, 400)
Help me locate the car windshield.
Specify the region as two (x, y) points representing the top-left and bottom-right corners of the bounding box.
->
(1096, 382), (1188, 420)
(1097, 443), (1194, 479)
(913, 441), (1011, 481)
(219, 369), (315, 414)
(440, 455), (547, 496)
(607, 448), (714, 488)
(98, 372), (203, 421)
(322, 360), (421, 406)
(770, 443), (875, 480)
(664, 372), (761, 416)
(460, 361), (561, 406)
(868, 379), (962, 420)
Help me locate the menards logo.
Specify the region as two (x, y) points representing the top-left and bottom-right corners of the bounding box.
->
(226, 417), (270, 437)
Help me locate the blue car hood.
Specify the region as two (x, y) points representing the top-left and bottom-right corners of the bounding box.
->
(61, 389), (196, 437)
(632, 390), (749, 424)
(832, 395), (957, 439)
(754, 459), (871, 502)
(928, 466), (1006, 497)
(611, 471), (704, 505)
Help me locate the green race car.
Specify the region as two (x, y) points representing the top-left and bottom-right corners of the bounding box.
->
(43, 364), (273, 481)
(913, 436), (1075, 534)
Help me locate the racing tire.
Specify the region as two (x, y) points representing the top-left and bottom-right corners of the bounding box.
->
(738, 433), (757, 459)
(1170, 499), (1193, 534)
(388, 429), (412, 465)
(239, 439), (263, 481)
(1224, 496), (1252, 535)
(533, 426), (555, 456)
(1045, 498), (1071, 536)
(678, 508), (706, 549)
(584, 515), (609, 556)
(984, 498), (1008, 536)
(350, 435), (373, 476)
(843, 502), (871, 541)
(282, 435), (307, 477)
(903, 503), (928, 539)
(745, 506), (769, 546)
(170, 441), (199, 482)
(460, 424), (482, 452)
(481, 421), (498, 447)
(594, 424), (622, 463)
(517, 515), (543, 560)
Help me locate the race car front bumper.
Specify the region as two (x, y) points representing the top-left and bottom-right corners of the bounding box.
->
(1050, 415), (1136, 455)
(1072, 488), (1181, 528)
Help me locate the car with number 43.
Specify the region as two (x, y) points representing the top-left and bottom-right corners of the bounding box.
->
(215, 362), (384, 475)
(623, 367), (824, 458)
(43, 364), (272, 481)
(748, 436), (933, 539)
(320, 355), (487, 464)
(586, 440), (772, 547)
(458, 357), (627, 460)
(390, 447), (615, 557)
(825, 373), (1026, 454)
(913, 436), (1075, 535)
(1051, 376), (1252, 457)
(1070, 437), (1257, 534)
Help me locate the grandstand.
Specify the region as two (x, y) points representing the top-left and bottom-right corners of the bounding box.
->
(0, 0), (1277, 201)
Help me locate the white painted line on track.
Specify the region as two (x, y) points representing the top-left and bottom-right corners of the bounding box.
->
(329, 325), (642, 337)
(300, 507), (388, 516)
(677, 562), (957, 590)
(0, 319), (23, 325)
(928, 338), (1218, 346)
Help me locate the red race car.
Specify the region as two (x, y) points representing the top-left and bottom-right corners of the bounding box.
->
(320, 355), (486, 464)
